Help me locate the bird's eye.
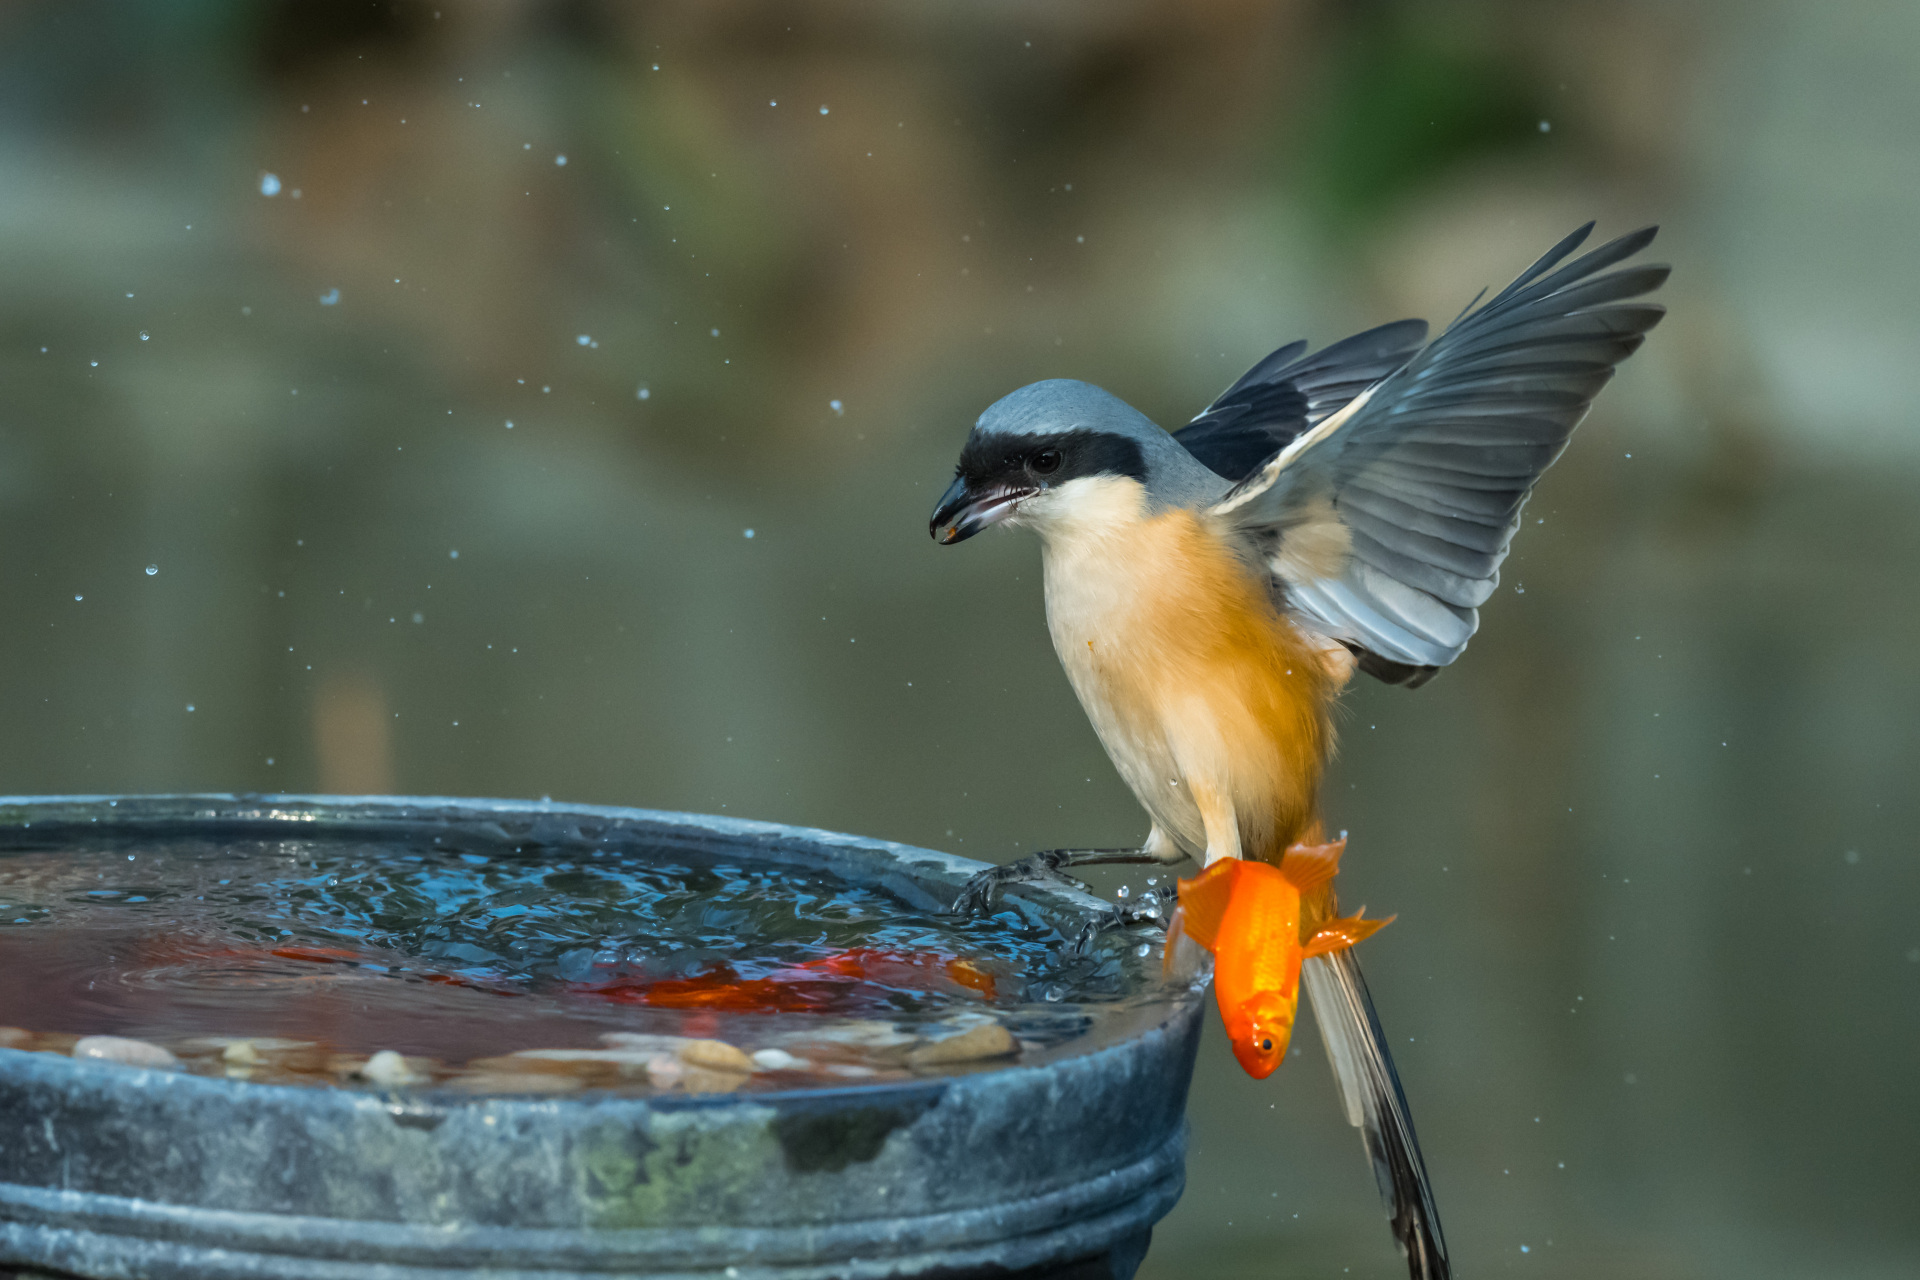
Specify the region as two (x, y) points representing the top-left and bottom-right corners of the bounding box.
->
(1030, 449), (1063, 476)
(1260, 1039), (1273, 1052)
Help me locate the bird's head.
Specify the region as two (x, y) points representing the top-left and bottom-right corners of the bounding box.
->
(929, 379), (1221, 545)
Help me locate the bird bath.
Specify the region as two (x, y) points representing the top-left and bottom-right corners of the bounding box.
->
(0, 795), (1204, 1280)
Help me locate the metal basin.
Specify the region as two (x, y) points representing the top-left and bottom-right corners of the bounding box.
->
(0, 795), (1204, 1280)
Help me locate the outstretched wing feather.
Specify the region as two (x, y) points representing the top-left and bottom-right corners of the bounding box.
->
(1174, 320), (1430, 481)
(1210, 224), (1665, 677)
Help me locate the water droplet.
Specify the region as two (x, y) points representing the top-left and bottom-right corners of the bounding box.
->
(505, 420), (514, 429)
(554, 154), (567, 166)
(743, 529), (755, 539)
(449, 550), (459, 560)
(710, 328), (720, 338)
(412, 612), (424, 624)
(138, 331), (149, 341)
(259, 173), (281, 196)
(1538, 120), (1551, 133)
(1116, 885), (1130, 899)
(829, 399), (844, 414)
(186, 704), (195, 712)
(145, 564), (157, 576)
(73, 594), (82, 602)
(636, 386), (650, 401)
(819, 105), (829, 115)
(1135, 943), (1151, 957)
(576, 334), (591, 346)
(318, 288), (340, 306)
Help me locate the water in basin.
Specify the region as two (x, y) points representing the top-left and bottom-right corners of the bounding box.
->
(0, 829), (1178, 1095)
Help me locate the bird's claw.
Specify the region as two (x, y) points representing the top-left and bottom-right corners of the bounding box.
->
(1070, 884), (1178, 955)
(951, 850), (1091, 917)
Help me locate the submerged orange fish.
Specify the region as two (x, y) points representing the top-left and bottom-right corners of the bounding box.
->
(566, 947), (999, 1012)
(1170, 838), (1390, 1079)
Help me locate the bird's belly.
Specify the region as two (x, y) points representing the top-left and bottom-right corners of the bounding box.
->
(1040, 508), (1330, 862)
(1040, 542), (1209, 857)
(1074, 683), (1207, 855)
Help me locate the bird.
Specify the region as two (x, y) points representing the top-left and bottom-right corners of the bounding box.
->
(928, 223), (1667, 1280)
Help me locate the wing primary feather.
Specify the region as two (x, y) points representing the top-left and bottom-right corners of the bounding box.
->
(1303, 949), (1451, 1280)
(1211, 223), (1664, 683)
(1177, 321), (1428, 481)
(1478, 220), (1595, 312)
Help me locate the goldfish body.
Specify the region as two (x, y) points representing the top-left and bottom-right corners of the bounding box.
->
(566, 947), (998, 1013)
(1170, 837), (1389, 1078)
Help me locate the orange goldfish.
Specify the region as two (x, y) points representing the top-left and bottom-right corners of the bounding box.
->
(1169, 838), (1390, 1079)
(566, 947), (999, 1013)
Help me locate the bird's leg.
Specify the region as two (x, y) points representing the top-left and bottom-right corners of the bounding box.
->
(1061, 778), (1236, 952)
(951, 847), (1172, 917)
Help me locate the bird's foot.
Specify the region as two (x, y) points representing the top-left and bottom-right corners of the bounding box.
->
(951, 849), (1093, 916)
(1070, 883), (1178, 955)
(950, 847), (1158, 917)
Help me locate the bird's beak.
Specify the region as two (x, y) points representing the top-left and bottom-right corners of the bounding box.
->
(929, 477), (1031, 544)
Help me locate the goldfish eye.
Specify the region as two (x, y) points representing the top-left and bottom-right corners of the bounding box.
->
(1260, 1039), (1273, 1052)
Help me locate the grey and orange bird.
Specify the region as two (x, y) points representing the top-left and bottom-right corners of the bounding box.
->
(930, 224), (1667, 1280)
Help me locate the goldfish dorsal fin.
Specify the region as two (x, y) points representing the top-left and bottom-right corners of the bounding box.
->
(1174, 859), (1242, 953)
(1279, 836), (1347, 896)
(1302, 911), (1393, 958)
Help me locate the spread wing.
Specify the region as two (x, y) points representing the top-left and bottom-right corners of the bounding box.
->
(1173, 320), (1430, 481)
(1211, 223), (1667, 686)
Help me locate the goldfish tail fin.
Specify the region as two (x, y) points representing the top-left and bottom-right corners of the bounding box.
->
(1302, 948), (1451, 1280)
(1173, 859), (1240, 952)
(1279, 835), (1348, 896)
(1303, 912), (1394, 958)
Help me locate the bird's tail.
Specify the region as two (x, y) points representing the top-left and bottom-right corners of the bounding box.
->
(1301, 947), (1451, 1280)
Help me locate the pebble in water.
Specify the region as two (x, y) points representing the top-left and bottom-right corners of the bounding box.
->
(358, 1049), (426, 1087)
(905, 1021), (1017, 1069)
(448, 1071), (582, 1095)
(677, 1038), (753, 1074)
(750, 1047), (805, 1071)
(222, 1040), (264, 1066)
(599, 1033), (700, 1056)
(777, 1020), (920, 1069)
(680, 1064), (750, 1094)
(71, 1035), (180, 1070)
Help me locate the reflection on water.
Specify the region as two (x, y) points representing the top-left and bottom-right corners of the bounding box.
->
(0, 2), (1914, 1276)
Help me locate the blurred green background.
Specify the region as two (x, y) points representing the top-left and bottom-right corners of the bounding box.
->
(1, 1), (1916, 1276)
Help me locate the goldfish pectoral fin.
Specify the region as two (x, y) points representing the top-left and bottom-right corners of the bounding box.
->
(1279, 835), (1348, 896)
(1162, 910), (1188, 977)
(1303, 912), (1394, 958)
(1162, 911), (1213, 984)
(1174, 859), (1240, 952)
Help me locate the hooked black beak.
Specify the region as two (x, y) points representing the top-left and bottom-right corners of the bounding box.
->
(929, 476), (1032, 545)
